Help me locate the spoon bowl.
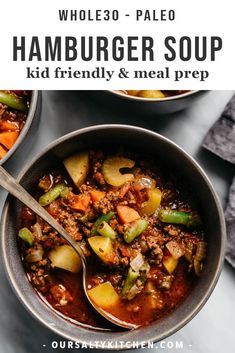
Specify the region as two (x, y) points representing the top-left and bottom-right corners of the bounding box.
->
(0, 165), (135, 330)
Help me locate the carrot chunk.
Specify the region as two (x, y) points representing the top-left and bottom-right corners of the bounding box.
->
(0, 131), (19, 150)
(0, 144), (7, 159)
(0, 120), (19, 132)
(70, 194), (91, 212)
(116, 205), (140, 224)
(90, 190), (105, 202)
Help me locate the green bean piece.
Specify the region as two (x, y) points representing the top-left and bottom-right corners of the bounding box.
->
(91, 211), (115, 236)
(39, 183), (69, 206)
(124, 218), (148, 243)
(18, 228), (34, 246)
(122, 267), (139, 297)
(0, 91), (27, 111)
(122, 262), (150, 300)
(60, 186), (69, 198)
(158, 209), (201, 227)
(97, 221), (117, 240)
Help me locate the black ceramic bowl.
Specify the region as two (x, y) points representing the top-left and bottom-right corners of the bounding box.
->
(0, 125), (225, 349)
(0, 91), (41, 165)
(93, 90), (207, 115)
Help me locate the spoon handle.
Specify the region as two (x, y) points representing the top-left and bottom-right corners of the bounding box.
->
(0, 166), (87, 266)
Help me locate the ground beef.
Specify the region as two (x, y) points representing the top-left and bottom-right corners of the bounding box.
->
(38, 175), (53, 192)
(50, 284), (73, 306)
(141, 228), (167, 248)
(164, 224), (183, 237)
(19, 150), (206, 328)
(0, 103), (7, 117)
(94, 172), (106, 185)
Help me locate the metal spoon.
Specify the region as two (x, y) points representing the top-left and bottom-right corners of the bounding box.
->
(0, 166), (137, 330)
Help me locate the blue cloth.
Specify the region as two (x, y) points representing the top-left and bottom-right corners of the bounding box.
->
(203, 95), (235, 267)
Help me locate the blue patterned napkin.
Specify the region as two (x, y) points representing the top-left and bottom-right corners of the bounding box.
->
(203, 95), (235, 267)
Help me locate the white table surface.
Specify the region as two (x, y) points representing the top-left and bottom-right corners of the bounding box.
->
(0, 91), (235, 353)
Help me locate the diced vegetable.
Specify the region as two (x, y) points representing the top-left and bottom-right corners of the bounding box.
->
(194, 241), (207, 276)
(139, 188), (162, 216)
(117, 205), (140, 224)
(126, 284), (142, 300)
(0, 145), (7, 159)
(87, 282), (119, 309)
(130, 253), (145, 272)
(194, 259), (202, 277)
(166, 241), (185, 259)
(63, 151), (89, 188)
(126, 90), (141, 96)
(184, 242), (194, 262)
(0, 90), (27, 111)
(194, 241), (207, 262)
(91, 211), (115, 236)
(88, 236), (113, 263)
(97, 221), (117, 240)
(0, 131), (19, 150)
(102, 156), (135, 187)
(158, 209), (201, 227)
(0, 120), (18, 131)
(90, 190), (105, 202)
(122, 267), (139, 299)
(25, 247), (44, 263)
(122, 262), (150, 300)
(163, 256), (179, 274)
(124, 218), (148, 243)
(18, 227), (34, 246)
(32, 223), (42, 239)
(70, 194), (90, 212)
(144, 281), (163, 309)
(138, 90), (165, 99)
(48, 245), (82, 273)
(133, 175), (156, 190)
(139, 262), (150, 283)
(39, 183), (69, 206)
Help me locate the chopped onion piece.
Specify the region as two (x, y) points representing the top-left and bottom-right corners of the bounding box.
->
(166, 241), (185, 259)
(184, 243), (194, 262)
(130, 253), (144, 272)
(194, 259), (203, 276)
(193, 241), (207, 276)
(25, 248), (44, 263)
(195, 241), (207, 261)
(32, 222), (42, 239)
(134, 176), (156, 190)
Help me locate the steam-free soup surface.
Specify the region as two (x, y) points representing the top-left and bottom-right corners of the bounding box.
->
(19, 150), (206, 328)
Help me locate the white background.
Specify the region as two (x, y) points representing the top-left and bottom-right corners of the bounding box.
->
(0, 0), (235, 89)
